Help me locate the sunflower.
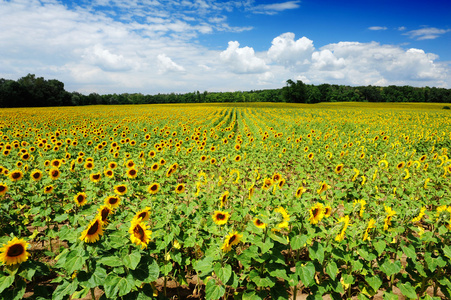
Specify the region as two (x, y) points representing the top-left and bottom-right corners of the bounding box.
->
(51, 159), (62, 168)
(200, 155), (207, 162)
(396, 162), (405, 170)
(234, 155), (241, 162)
(274, 206), (290, 229)
(212, 210), (230, 225)
(159, 158), (166, 165)
(90, 173), (101, 182)
(210, 158), (217, 164)
(104, 195), (121, 209)
(383, 206), (396, 231)
(132, 207), (151, 223)
(335, 164), (344, 174)
(148, 150), (156, 158)
(147, 183), (160, 195)
(108, 162), (118, 169)
(308, 153), (314, 160)
(335, 215), (350, 242)
(175, 183), (185, 194)
(74, 192), (88, 207)
(219, 191), (229, 208)
(278, 178), (286, 189)
(114, 184), (127, 195)
(104, 169), (114, 178)
(151, 163), (159, 171)
(30, 169), (43, 182)
(272, 173), (281, 182)
(295, 186), (306, 198)
(43, 185), (54, 194)
(317, 182), (329, 194)
(9, 170), (23, 182)
(221, 231), (242, 253)
(21, 153), (30, 161)
(84, 161), (95, 170)
(248, 186), (254, 199)
(97, 205), (113, 225)
(363, 218), (376, 241)
(126, 168), (138, 179)
(261, 178), (273, 190)
(309, 203), (325, 224)
(0, 183), (8, 196)
(324, 205), (332, 218)
(49, 168), (60, 180)
(253, 217), (266, 229)
(129, 220), (152, 249)
(0, 237), (30, 265)
(79, 217), (104, 243)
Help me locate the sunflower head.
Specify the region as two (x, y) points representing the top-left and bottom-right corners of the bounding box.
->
(89, 173), (101, 182)
(129, 220), (152, 249)
(133, 207), (151, 223)
(221, 231), (242, 253)
(43, 185), (54, 194)
(31, 169), (43, 181)
(309, 203), (325, 225)
(74, 192), (88, 207)
(49, 168), (60, 180)
(105, 195), (121, 209)
(0, 237), (30, 265)
(80, 217), (104, 243)
(175, 184), (185, 194)
(0, 183), (8, 196)
(9, 170), (23, 182)
(97, 205), (113, 224)
(212, 210), (230, 225)
(114, 184), (127, 195)
(126, 168), (138, 179)
(147, 183), (160, 195)
(335, 164), (344, 174)
(253, 218), (266, 229)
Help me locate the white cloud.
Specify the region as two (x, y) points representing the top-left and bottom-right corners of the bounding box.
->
(83, 44), (134, 72)
(267, 32), (314, 69)
(220, 41), (269, 74)
(252, 1), (301, 15)
(157, 54), (186, 74)
(368, 26), (387, 31)
(398, 26), (406, 31)
(404, 27), (451, 40)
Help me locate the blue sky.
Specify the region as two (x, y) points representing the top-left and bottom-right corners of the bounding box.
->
(1, 0), (450, 94)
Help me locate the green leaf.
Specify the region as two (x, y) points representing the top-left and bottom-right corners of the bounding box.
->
(205, 278), (226, 300)
(65, 251), (87, 274)
(256, 239), (274, 254)
(161, 261), (173, 276)
(117, 274), (135, 297)
(296, 261), (315, 287)
(290, 235), (307, 250)
(365, 275), (382, 292)
(104, 273), (134, 298)
(87, 266), (107, 289)
(402, 245), (416, 260)
(379, 259), (402, 277)
(99, 256), (123, 267)
(123, 251), (141, 270)
(52, 280), (77, 300)
(214, 263), (232, 284)
(194, 256), (214, 277)
(443, 245), (451, 261)
(0, 275), (15, 294)
(309, 241), (324, 263)
(326, 261), (338, 280)
(383, 291), (399, 300)
(373, 240), (386, 256)
(397, 282), (417, 299)
(268, 232), (288, 245)
(54, 213), (68, 223)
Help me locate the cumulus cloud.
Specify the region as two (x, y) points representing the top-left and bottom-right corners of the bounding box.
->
(220, 41), (269, 74)
(83, 45), (134, 72)
(267, 32), (314, 69)
(368, 26), (387, 31)
(404, 27), (451, 40)
(157, 54), (186, 74)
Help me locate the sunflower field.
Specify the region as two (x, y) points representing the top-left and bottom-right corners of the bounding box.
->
(0, 102), (451, 300)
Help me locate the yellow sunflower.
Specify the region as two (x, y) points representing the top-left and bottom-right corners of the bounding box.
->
(295, 186), (306, 198)
(79, 217), (104, 243)
(309, 203), (325, 224)
(147, 183), (160, 195)
(43, 185), (54, 194)
(104, 169), (114, 178)
(9, 170), (23, 182)
(84, 161), (95, 170)
(49, 168), (60, 180)
(74, 192), (88, 207)
(212, 210), (230, 225)
(0, 237), (30, 265)
(335, 164), (344, 174)
(126, 168), (138, 179)
(253, 217), (266, 229)
(97, 205), (113, 225)
(317, 182), (329, 194)
(221, 231), (242, 253)
(30, 169), (43, 182)
(108, 162), (118, 169)
(129, 220), (152, 249)
(151, 163), (159, 171)
(133, 207), (151, 223)
(89, 173), (101, 183)
(219, 191), (229, 208)
(274, 206), (290, 229)
(104, 195), (121, 209)
(0, 183), (8, 196)
(396, 162), (405, 170)
(175, 183), (185, 194)
(114, 184), (127, 195)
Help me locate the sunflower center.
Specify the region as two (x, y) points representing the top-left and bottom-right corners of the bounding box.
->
(138, 212), (147, 219)
(133, 225), (145, 241)
(93, 174), (100, 179)
(87, 221), (100, 235)
(150, 185), (158, 191)
(129, 170), (136, 176)
(117, 186), (126, 193)
(77, 195), (84, 203)
(177, 185), (183, 191)
(7, 244), (24, 257)
(312, 208), (320, 218)
(12, 172), (21, 179)
(217, 213), (225, 220)
(0, 186), (6, 192)
(45, 186), (52, 192)
(101, 208), (109, 221)
(229, 235), (236, 244)
(256, 219), (263, 226)
(33, 173), (41, 179)
(109, 197), (118, 205)
(52, 170), (59, 177)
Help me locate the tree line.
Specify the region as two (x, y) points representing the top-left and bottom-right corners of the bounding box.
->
(1, 74), (450, 108)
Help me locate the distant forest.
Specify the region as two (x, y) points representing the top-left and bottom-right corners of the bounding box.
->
(1, 74), (450, 108)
